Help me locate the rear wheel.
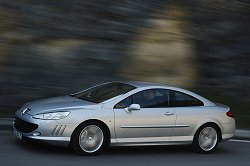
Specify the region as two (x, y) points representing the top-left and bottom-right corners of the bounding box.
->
(192, 124), (219, 153)
(71, 122), (107, 155)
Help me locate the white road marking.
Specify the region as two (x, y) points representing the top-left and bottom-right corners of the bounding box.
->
(229, 139), (250, 143)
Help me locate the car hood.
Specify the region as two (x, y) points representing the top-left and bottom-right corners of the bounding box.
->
(20, 96), (101, 115)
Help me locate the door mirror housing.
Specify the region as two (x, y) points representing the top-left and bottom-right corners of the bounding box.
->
(128, 104), (141, 111)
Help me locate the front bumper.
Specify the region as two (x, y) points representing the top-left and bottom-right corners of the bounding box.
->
(13, 115), (71, 147)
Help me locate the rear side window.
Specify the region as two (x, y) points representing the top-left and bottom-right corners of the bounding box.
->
(169, 90), (204, 107)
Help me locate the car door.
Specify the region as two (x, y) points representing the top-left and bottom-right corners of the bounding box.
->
(169, 90), (205, 142)
(113, 89), (176, 143)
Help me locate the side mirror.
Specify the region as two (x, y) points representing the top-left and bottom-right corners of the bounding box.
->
(128, 104), (141, 111)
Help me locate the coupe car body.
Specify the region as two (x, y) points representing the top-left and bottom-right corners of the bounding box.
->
(13, 81), (235, 155)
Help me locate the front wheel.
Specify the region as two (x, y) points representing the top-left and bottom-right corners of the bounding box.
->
(192, 124), (219, 153)
(71, 122), (107, 155)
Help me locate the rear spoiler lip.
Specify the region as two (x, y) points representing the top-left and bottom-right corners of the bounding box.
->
(214, 102), (230, 110)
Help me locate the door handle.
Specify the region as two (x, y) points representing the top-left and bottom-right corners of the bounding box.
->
(164, 112), (174, 116)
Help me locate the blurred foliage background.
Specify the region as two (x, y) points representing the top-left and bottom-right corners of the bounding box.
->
(0, 0), (249, 128)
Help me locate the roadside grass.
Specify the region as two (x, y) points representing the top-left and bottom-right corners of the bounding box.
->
(1, 89), (249, 129)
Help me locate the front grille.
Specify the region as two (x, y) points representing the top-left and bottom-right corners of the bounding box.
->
(14, 117), (38, 133)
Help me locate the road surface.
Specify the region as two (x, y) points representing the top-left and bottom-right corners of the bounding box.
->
(0, 130), (249, 166)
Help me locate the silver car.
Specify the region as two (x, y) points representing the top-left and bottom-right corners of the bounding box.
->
(13, 81), (235, 155)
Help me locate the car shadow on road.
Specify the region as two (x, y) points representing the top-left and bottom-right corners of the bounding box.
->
(105, 143), (231, 156)
(12, 139), (74, 156)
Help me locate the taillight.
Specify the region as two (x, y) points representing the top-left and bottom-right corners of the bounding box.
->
(226, 111), (234, 118)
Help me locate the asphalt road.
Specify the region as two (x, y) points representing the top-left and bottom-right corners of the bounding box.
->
(1, 130), (250, 166)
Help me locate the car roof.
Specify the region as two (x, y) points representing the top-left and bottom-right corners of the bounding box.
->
(116, 81), (172, 88)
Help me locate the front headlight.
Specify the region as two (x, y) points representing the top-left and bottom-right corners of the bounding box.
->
(32, 111), (70, 120)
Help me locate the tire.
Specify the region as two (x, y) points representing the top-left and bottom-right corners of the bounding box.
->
(192, 124), (219, 154)
(70, 121), (108, 155)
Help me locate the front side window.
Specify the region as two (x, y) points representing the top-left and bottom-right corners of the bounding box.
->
(114, 96), (132, 109)
(73, 82), (136, 103)
(169, 90), (204, 107)
(114, 89), (170, 109)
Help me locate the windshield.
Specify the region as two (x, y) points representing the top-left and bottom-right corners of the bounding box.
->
(72, 82), (136, 103)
